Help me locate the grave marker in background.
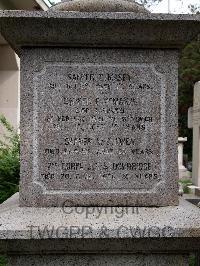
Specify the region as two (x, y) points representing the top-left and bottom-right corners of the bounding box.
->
(188, 82), (200, 187)
(178, 137), (191, 179)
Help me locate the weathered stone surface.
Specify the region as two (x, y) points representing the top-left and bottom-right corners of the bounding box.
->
(0, 11), (200, 54)
(7, 254), (189, 266)
(0, 194), (200, 254)
(0, 11), (199, 207)
(19, 48), (178, 207)
(50, 0), (149, 12)
(0, 7), (199, 266)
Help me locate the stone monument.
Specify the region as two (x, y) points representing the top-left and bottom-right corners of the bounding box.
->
(178, 137), (191, 179)
(188, 82), (200, 197)
(188, 82), (200, 187)
(0, 0), (182, 207)
(0, 0), (200, 265)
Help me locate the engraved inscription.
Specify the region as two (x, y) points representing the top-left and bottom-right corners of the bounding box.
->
(34, 64), (165, 191)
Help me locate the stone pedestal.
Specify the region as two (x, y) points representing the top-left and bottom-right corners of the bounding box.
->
(7, 254), (190, 266)
(0, 193), (199, 266)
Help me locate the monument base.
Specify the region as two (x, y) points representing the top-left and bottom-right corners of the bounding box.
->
(7, 254), (190, 266)
(0, 193), (200, 266)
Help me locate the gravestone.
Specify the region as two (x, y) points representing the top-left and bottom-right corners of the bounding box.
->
(1, 0), (199, 208)
(188, 82), (200, 187)
(0, 2), (200, 265)
(1, 0), (181, 207)
(178, 137), (191, 179)
(19, 48), (178, 207)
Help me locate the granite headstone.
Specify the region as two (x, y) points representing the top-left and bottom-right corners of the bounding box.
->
(5, 2), (200, 207)
(0, 2), (200, 266)
(18, 3), (180, 207)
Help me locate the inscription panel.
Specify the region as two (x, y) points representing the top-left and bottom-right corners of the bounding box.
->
(33, 63), (165, 192)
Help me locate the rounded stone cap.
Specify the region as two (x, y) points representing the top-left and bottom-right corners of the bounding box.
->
(50, 0), (149, 13)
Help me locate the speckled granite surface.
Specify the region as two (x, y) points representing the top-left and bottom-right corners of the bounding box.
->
(0, 193), (200, 254)
(0, 11), (199, 53)
(19, 48), (178, 207)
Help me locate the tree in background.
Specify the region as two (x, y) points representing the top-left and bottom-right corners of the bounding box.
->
(188, 4), (200, 13)
(136, 0), (200, 163)
(178, 4), (200, 161)
(136, 0), (162, 8)
(178, 39), (200, 160)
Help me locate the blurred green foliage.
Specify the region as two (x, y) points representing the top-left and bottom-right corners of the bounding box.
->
(0, 114), (20, 204)
(0, 256), (7, 266)
(178, 179), (193, 194)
